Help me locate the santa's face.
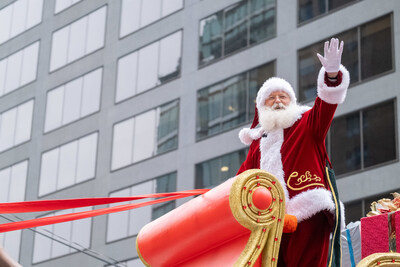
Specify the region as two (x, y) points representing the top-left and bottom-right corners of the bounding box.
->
(264, 91), (291, 109)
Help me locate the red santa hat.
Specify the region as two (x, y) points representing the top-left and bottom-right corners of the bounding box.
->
(249, 77), (296, 129)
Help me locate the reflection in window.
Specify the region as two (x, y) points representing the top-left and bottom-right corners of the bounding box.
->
(195, 149), (247, 188)
(120, 0), (183, 37)
(0, 161), (28, 262)
(0, 100), (34, 152)
(44, 68), (102, 132)
(298, 14), (393, 102)
(0, 0), (43, 44)
(54, 0), (83, 14)
(107, 173), (176, 242)
(38, 133), (98, 196)
(112, 100), (179, 170)
(199, 0), (276, 66)
(0, 42), (39, 97)
(298, 0), (357, 23)
(329, 100), (396, 176)
(50, 6), (106, 71)
(32, 207), (92, 263)
(197, 62), (274, 139)
(116, 31), (182, 103)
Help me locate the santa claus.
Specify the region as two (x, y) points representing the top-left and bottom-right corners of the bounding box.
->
(237, 38), (349, 266)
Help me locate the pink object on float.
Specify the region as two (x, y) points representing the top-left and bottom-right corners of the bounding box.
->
(252, 187), (272, 210)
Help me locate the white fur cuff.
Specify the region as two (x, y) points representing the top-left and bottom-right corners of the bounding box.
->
(317, 65), (350, 104)
(238, 127), (264, 145)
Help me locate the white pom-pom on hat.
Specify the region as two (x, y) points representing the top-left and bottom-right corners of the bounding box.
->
(256, 77), (296, 111)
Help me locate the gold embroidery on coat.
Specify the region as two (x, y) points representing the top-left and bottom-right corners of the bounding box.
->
(286, 171), (325, 191)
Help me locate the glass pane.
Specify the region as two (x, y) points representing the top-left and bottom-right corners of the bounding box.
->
(129, 181), (153, 235)
(133, 110), (156, 162)
(248, 62), (275, 120)
(361, 15), (392, 79)
(0, 108), (17, 152)
(220, 149), (247, 181)
(152, 202), (175, 220)
(3, 231), (21, 262)
(4, 50), (22, 93)
(162, 0), (183, 17)
(196, 85), (222, 139)
(50, 27), (69, 71)
(45, 86), (64, 132)
(0, 60), (6, 95)
(137, 42), (159, 93)
(363, 101), (396, 168)
(14, 100), (33, 146)
(141, 0), (161, 28)
(52, 210), (71, 257)
(0, 5), (12, 44)
(68, 17), (87, 62)
(224, 1), (248, 55)
(86, 6), (106, 54)
(112, 119), (134, 170)
(298, 42), (323, 101)
(156, 173), (176, 193)
(116, 52), (138, 102)
(337, 29), (359, 83)
(10, 0), (28, 38)
(158, 31), (181, 83)
(71, 207), (91, 248)
(329, 0), (356, 10)
(250, 4), (275, 44)
(39, 149), (59, 196)
(195, 158), (220, 188)
(55, 0), (72, 14)
(107, 188), (130, 242)
(0, 167), (11, 202)
(76, 133), (97, 183)
(62, 78), (82, 125)
(199, 12), (223, 65)
(8, 161), (27, 202)
(33, 225), (52, 263)
(27, 0), (44, 27)
(57, 141), (78, 190)
(330, 112), (361, 175)
(120, 0), (140, 37)
(298, 0), (326, 23)
(344, 201), (362, 225)
(20, 41), (39, 86)
(221, 75), (246, 130)
(157, 101), (179, 154)
(81, 68), (102, 117)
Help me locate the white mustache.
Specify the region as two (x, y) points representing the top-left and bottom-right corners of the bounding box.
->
(272, 103), (286, 110)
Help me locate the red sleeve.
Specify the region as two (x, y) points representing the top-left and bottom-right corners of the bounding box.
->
(236, 139), (261, 175)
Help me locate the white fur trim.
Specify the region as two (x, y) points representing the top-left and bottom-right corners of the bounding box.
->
(238, 127), (264, 145)
(259, 129), (290, 202)
(286, 188), (336, 223)
(340, 201), (345, 231)
(256, 77), (296, 111)
(317, 65), (350, 104)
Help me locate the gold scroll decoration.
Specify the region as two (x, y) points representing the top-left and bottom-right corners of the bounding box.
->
(357, 252), (400, 267)
(229, 169), (286, 267)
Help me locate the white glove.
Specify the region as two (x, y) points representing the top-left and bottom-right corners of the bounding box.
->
(317, 38), (344, 73)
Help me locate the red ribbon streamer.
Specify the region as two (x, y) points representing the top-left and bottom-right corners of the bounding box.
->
(0, 189), (209, 233)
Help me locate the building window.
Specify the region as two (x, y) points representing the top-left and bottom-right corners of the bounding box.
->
(0, 42), (39, 97)
(32, 207), (92, 263)
(344, 189), (400, 225)
(298, 14), (393, 102)
(0, 100), (34, 153)
(116, 30), (182, 103)
(0, 161), (28, 262)
(38, 132), (98, 196)
(111, 100), (179, 170)
(50, 6), (106, 71)
(106, 173), (177, 242)
(195, 149), (247, 189)
(328, 99), (396, 176)
(0, 0), (43, 44)
(44, 68), (102, 132)
(298, 0), (358, 24)
(54, 0), (83, 14)
(196, 62), (274, 140)
(119, 0), (183, 38)
(199, 0), (276, 66)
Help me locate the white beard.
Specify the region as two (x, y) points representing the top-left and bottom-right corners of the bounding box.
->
(258, 103), (302, 133)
